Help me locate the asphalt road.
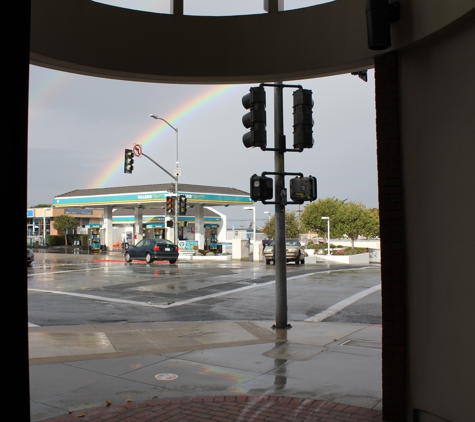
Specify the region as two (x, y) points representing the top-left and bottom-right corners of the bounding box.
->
(27, 252), (381, 327)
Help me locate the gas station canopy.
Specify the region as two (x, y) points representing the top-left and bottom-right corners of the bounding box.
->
(53, 183), (253, 210)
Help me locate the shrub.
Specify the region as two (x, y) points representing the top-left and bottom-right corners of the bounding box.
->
(206, 252), (215, 256)
(339, 247), (367, 255)
(46, 235), (64, 246)
(307, 243), (326, 251)
(46, 234), (89, 246)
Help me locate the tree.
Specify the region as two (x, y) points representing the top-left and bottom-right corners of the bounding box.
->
(53, 214), (79, 246)
(339, 202), (380, 247)
(262, 210), (300, 239)
(30, 203), (52, 208)
(300, 197), (380, 246)
(300, 197), (346, 240)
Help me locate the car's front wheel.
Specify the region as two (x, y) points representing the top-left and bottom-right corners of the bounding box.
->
(125, 252), (132, 263)
(169, 259), (177, 264)
(145, 252), (154, 264)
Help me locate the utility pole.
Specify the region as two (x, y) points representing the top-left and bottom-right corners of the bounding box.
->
(274, 84), (288, 328)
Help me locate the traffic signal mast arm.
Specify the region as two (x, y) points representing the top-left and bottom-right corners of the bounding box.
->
(141, 152), (176, 182)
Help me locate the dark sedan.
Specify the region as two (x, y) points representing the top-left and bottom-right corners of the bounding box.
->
(125, 238), (179, 264)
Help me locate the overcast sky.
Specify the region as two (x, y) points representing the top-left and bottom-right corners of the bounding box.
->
(27, 0), (377, 229)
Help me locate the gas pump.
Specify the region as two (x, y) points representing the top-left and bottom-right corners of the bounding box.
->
(86, 224), (102, 251)
(210, 228), (218, 251)
(145, 224), (165, 240)
(205, 224), (218, 252)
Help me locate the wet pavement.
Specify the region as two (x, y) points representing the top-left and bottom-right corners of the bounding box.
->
(29, 250), (382, 421)
(30, 320), (382, 421)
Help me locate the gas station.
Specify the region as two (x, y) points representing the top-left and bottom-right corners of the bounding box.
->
(53, 182), (253, 251)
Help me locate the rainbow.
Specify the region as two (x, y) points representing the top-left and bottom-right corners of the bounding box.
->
(90, 84), (240, 188)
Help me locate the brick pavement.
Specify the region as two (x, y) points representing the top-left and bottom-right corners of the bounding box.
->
(38, 395), (382, 421)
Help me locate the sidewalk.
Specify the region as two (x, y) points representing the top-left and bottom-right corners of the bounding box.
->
(29, 320), (383, 421)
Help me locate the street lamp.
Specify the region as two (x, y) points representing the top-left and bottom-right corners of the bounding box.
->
(264, 211), (271, 221)
(150, 114), (179, 244)
(43, 207), (51, 247)
(322, 216), (330, 255)
(244, 206), (257, 261)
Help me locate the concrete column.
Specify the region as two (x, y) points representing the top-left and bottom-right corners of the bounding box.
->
(103, 206), (113, 250)
(134, 206), (143, 245)
(194, 205), (205, 249)
(264, 0), (284, 13)
(170, 0), (183, 15)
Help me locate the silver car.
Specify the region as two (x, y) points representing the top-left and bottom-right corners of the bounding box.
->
(263, 238), (306, 265)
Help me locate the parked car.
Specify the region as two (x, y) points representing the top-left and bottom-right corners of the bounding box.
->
(27, 248), (34, 266)
(263, 238), (306, 265)
(124, 238), (179, 264)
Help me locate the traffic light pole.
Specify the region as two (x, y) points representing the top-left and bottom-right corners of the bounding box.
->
(141, 152), (178, 244)
(242, 82), (315, 330)
(274, 83), (289, 329)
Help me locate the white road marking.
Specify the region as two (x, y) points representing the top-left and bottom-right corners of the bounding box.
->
(27, 268), (106, 277)
(305, 283), (381, 322)
(27, 267), (377, 312)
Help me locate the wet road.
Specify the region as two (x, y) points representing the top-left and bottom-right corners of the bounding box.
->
(27, 252), (381, 327)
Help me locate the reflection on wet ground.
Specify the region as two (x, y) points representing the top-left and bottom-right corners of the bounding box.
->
(29, 321), (382, 421)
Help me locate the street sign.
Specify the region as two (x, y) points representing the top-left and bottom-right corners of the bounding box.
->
(174, 167), (181, 177)
(133, 144), (142, 157)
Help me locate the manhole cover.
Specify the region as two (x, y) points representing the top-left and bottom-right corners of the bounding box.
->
(155, 373), (178, 381)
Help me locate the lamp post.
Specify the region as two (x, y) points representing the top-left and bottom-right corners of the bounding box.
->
(244, 206), (257, 261)
(322, 216), (330, 255)
(150, 115), (179, 244)
(43, 207), (51, 247)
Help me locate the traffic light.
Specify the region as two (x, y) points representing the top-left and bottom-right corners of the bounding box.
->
(178, 195), (187, 215)
(166, 220), (174, 228)
(250, 174), (273, 202)
(292, 88), (314, 149)
(289, 176), (317, 203)
(242, 86), (267, 149)
(166, 196), (174, 215)
(124, 149), (134, 173)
